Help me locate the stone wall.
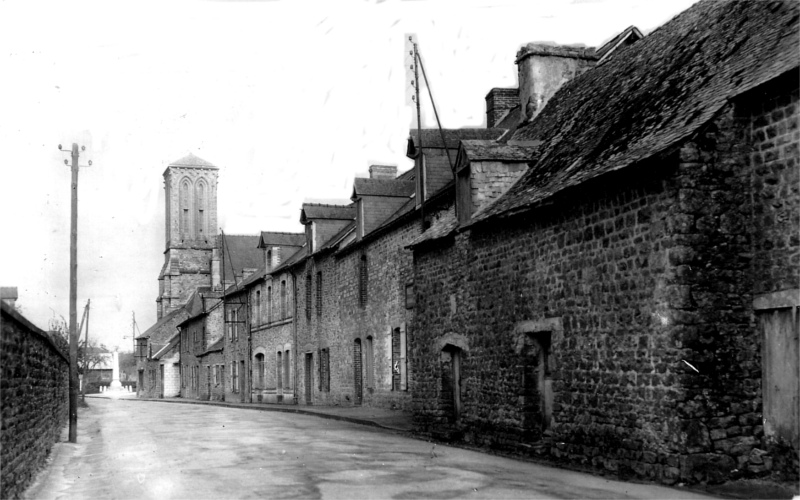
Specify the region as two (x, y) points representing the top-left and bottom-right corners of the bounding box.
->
(1, 303), (68, 499)
(336, 215), (420, 410)
(410, 73), (799, 486)
(413, 155), (690, 482)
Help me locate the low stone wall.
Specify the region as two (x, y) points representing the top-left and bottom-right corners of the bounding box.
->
(1, 302), (69, 499)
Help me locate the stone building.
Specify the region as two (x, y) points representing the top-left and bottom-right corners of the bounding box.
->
(249, 232), (305, 403)
(409, 0), (798, 486)
(177, 289), (222, 400)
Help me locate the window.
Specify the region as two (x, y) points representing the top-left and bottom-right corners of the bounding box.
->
(276, 351), (283, 390)
(319, 348), (330, 392)
(316, 272), (322, 317)
(358, 255), (368, 307)
(227, 307), (239, 341)
(213, 365), (219, 386)
(280, 280), (287, 319)
(392, 326), (407, 391)
(196, 181), (207, 238)
(365, 336), (374, 389)
(255, 289), (261, 327)
(267, 249), (273, 271)
(305, 274), (312, 320)
(284, 350), (291, 390)
(405, 282), (415, 309)
(267, 286), (273, 323)
(180, 179), (192, 239)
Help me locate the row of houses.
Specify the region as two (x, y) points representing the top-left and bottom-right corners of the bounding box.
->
(136, 0), (799, 486)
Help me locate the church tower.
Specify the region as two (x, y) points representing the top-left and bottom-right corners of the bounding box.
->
(157, 153), (219, 319)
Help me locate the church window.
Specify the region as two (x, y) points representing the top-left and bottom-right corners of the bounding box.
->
(196, 181), (207, 239)
(180, 179), (192, 239)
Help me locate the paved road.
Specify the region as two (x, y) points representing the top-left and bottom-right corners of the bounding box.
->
(27, 399), (717, 500)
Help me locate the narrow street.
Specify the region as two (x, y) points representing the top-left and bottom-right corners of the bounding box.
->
(27, 399), (717, 500)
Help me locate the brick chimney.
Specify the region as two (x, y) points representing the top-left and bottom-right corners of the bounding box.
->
(516, 44), (597, 122)
(368, 165), (397, 180)
(485, 88), (518, 128)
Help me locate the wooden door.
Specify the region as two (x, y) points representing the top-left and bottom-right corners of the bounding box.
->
(305, 353), (313, 404)
(761, 307), (799, 450)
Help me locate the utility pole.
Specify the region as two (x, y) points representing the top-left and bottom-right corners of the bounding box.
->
(80, 299), (91, 402)
(411, 36), (425, 228)
(59, 142), (92, 443)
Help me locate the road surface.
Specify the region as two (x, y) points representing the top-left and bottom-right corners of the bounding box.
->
(26, 398), (717, 499)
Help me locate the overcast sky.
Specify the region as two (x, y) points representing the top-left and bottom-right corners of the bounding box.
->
(0, 0), (698, 350)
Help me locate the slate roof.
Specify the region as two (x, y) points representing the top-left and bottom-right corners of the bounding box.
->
(272, 244), (308, 273)
(137, 307), (186, 340)
(493, 106), (523, 130)
(222, 265), (267, 297)
(396, 167), (415, 182)
(458, 140), (540, 162)
(152, 332), (180, 360)
(168, 153), (218, 169)
(476, 0), (799, 223)
(220, 234), (262, 276)
(407, 128), (508, 153)
(408, 210), (458, 248)
(199, 338), (224, 357)
(258, 231), (305, 248)
(300, 203), (356, 223)
(351, 178), (415, 199)
(319, 221), (356, 253)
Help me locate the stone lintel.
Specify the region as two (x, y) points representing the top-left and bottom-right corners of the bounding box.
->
(753, 289), (800, 310)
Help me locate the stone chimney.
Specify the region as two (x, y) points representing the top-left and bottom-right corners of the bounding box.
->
(516, 44), (597, 122)
(485, 88), (518, 128)
(1, 287), (18, 308)
(368, 165), (397, 180)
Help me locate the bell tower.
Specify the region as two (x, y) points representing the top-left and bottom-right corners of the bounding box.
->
(157, 153), (219, 319)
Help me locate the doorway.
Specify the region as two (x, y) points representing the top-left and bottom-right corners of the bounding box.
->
(760, 307), (799, 450)
(520, 332), (553, 435)
(239, 360), (246, 402)
(354, 339), (363, 406)
(305, 353), (313, 404)
(441, 346), (463, 422)
(159, 365), (164, 399)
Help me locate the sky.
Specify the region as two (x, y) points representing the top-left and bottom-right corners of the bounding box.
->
(0, 0), (699, 351)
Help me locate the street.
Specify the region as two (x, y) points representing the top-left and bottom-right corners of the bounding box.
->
(25, 398), (717, 500)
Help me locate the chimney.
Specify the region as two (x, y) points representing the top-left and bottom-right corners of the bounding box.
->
(485, 88), (518, 128)
(211, 249), (221, 289)
(1, 287), (18, 308)
(516, 44), (597, 122)
(369, 165), (397, 180)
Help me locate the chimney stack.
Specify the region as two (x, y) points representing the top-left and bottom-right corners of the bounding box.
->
(369, 165), (397, 180)
(1, 287), (18, 308)
(516, 44), (597, 122)
(485, 88), (518, 128)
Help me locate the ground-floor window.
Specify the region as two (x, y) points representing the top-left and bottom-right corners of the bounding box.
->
(319, 348), (330, 392)
(254, 353), (265, 390)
